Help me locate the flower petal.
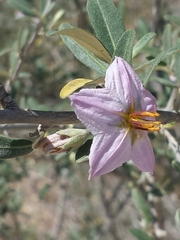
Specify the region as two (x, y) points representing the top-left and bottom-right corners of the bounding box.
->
(88, 129), (131, 178)
(105, 56), (145, 111)
(131, 130), (155, 173)
(141, 89), (157, 112)
(70, 88), (123, 134)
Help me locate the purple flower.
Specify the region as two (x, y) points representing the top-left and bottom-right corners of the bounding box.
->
(70, 57), (161, 179)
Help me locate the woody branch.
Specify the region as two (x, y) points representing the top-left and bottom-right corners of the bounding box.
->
(0, 83), (180, 126)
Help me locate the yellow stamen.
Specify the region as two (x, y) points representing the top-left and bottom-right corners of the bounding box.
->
(129, 111), (161, 132)
(116, 110), (161, 132)
(130, 111), (160, 118)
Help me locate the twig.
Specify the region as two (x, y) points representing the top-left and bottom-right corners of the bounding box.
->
(156, 110), (180, 124)
(0, 109), (80, 125)
(0, 83), (80, 125)
(0, 124), (38, 130)
(5, 21), (41, 92)
(0, 82), (180, 126)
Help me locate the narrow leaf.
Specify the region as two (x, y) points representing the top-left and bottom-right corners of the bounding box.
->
(165, 15), (180, 26)
(150, 76), (177, 88)
(76, 156), (89, 163)
(143, 41), (180, 86)
(175, 208), (180, 230)
(48, 9), (65, 29)
(136, 18), (150, 38)
(18, 28), (29, 50)
(60, 77), (104, 99)
(143, 52), (166, 86)
(9, 41), (19, 73)
(7, 0), (37, 17)
(172, 160), (180, 173)
(129, 228), (153, 240)
(0, 48), (11, 57)
(46, 30), (58, 37)
(162, 24), (172, 65)
(162, 24), (172, 52)
(132, 32), (156, 58)
(75, 139), (92, 162)
(87, 0), (125, 55)
(39, 0), (48, 14)
(0, 135), (33, 159)
(60, 78), (93, 99)
(174, 52), (180, 82)
(59, 23), (109, 75)
(40, 0), (55, 17)
(167, 41), (180, 56)
(113, 29), (135, 65)
(59, 28), (111, 63)
(140, 46), (161, 58)
(131, 188), (152, 222)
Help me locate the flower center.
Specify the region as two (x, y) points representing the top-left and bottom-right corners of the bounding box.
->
(129, 111), (161, 132)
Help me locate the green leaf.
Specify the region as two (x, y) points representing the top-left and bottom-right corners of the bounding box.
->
(162, 24), (172, 65)
(117, 1), (125, 21)
(46, 30), (58, 36)
(175, 208), (180, 230)
(7, 0), (37, 17)
(18, 28), (29, 51)
(136, 18), (150, 39)
(87, 0), (125, 55)
(0, 135), (33, 159)
(143, 41), (180, 86)
(129, 228), (153, 240)
(9, 41), (19, 73)
(39, 0), (55, 17)
(172, 160), (180, 172)
(150, 76), (177, 88)
(162, 24), (172, 52)
(143, 52), (166, 86)
(75, 139), (92, 162)
(165, 15), (180, 26)
(174, 52), (180, 82)
(76, 156), (89, 163)
(131, 188), (152, 222)
(59, 23), (109, 75)
(38, 0), (48, 14)
(59, 28), (111, 63)
(141, 46), (161, 58)
(167, 41), (180, 56)
(132, 32), (156, 58)
(113, 29), (135, 65)
(0, 48), (11, 58)
(48, 9), (65, 29)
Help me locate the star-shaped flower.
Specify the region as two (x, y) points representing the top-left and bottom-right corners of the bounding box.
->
(70, 57), (160, 179)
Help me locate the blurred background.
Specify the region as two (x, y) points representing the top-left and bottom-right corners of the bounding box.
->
(0, 0), (180, 239)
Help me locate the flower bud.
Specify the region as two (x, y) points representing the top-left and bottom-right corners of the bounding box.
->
(33, 129), (92, 155)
